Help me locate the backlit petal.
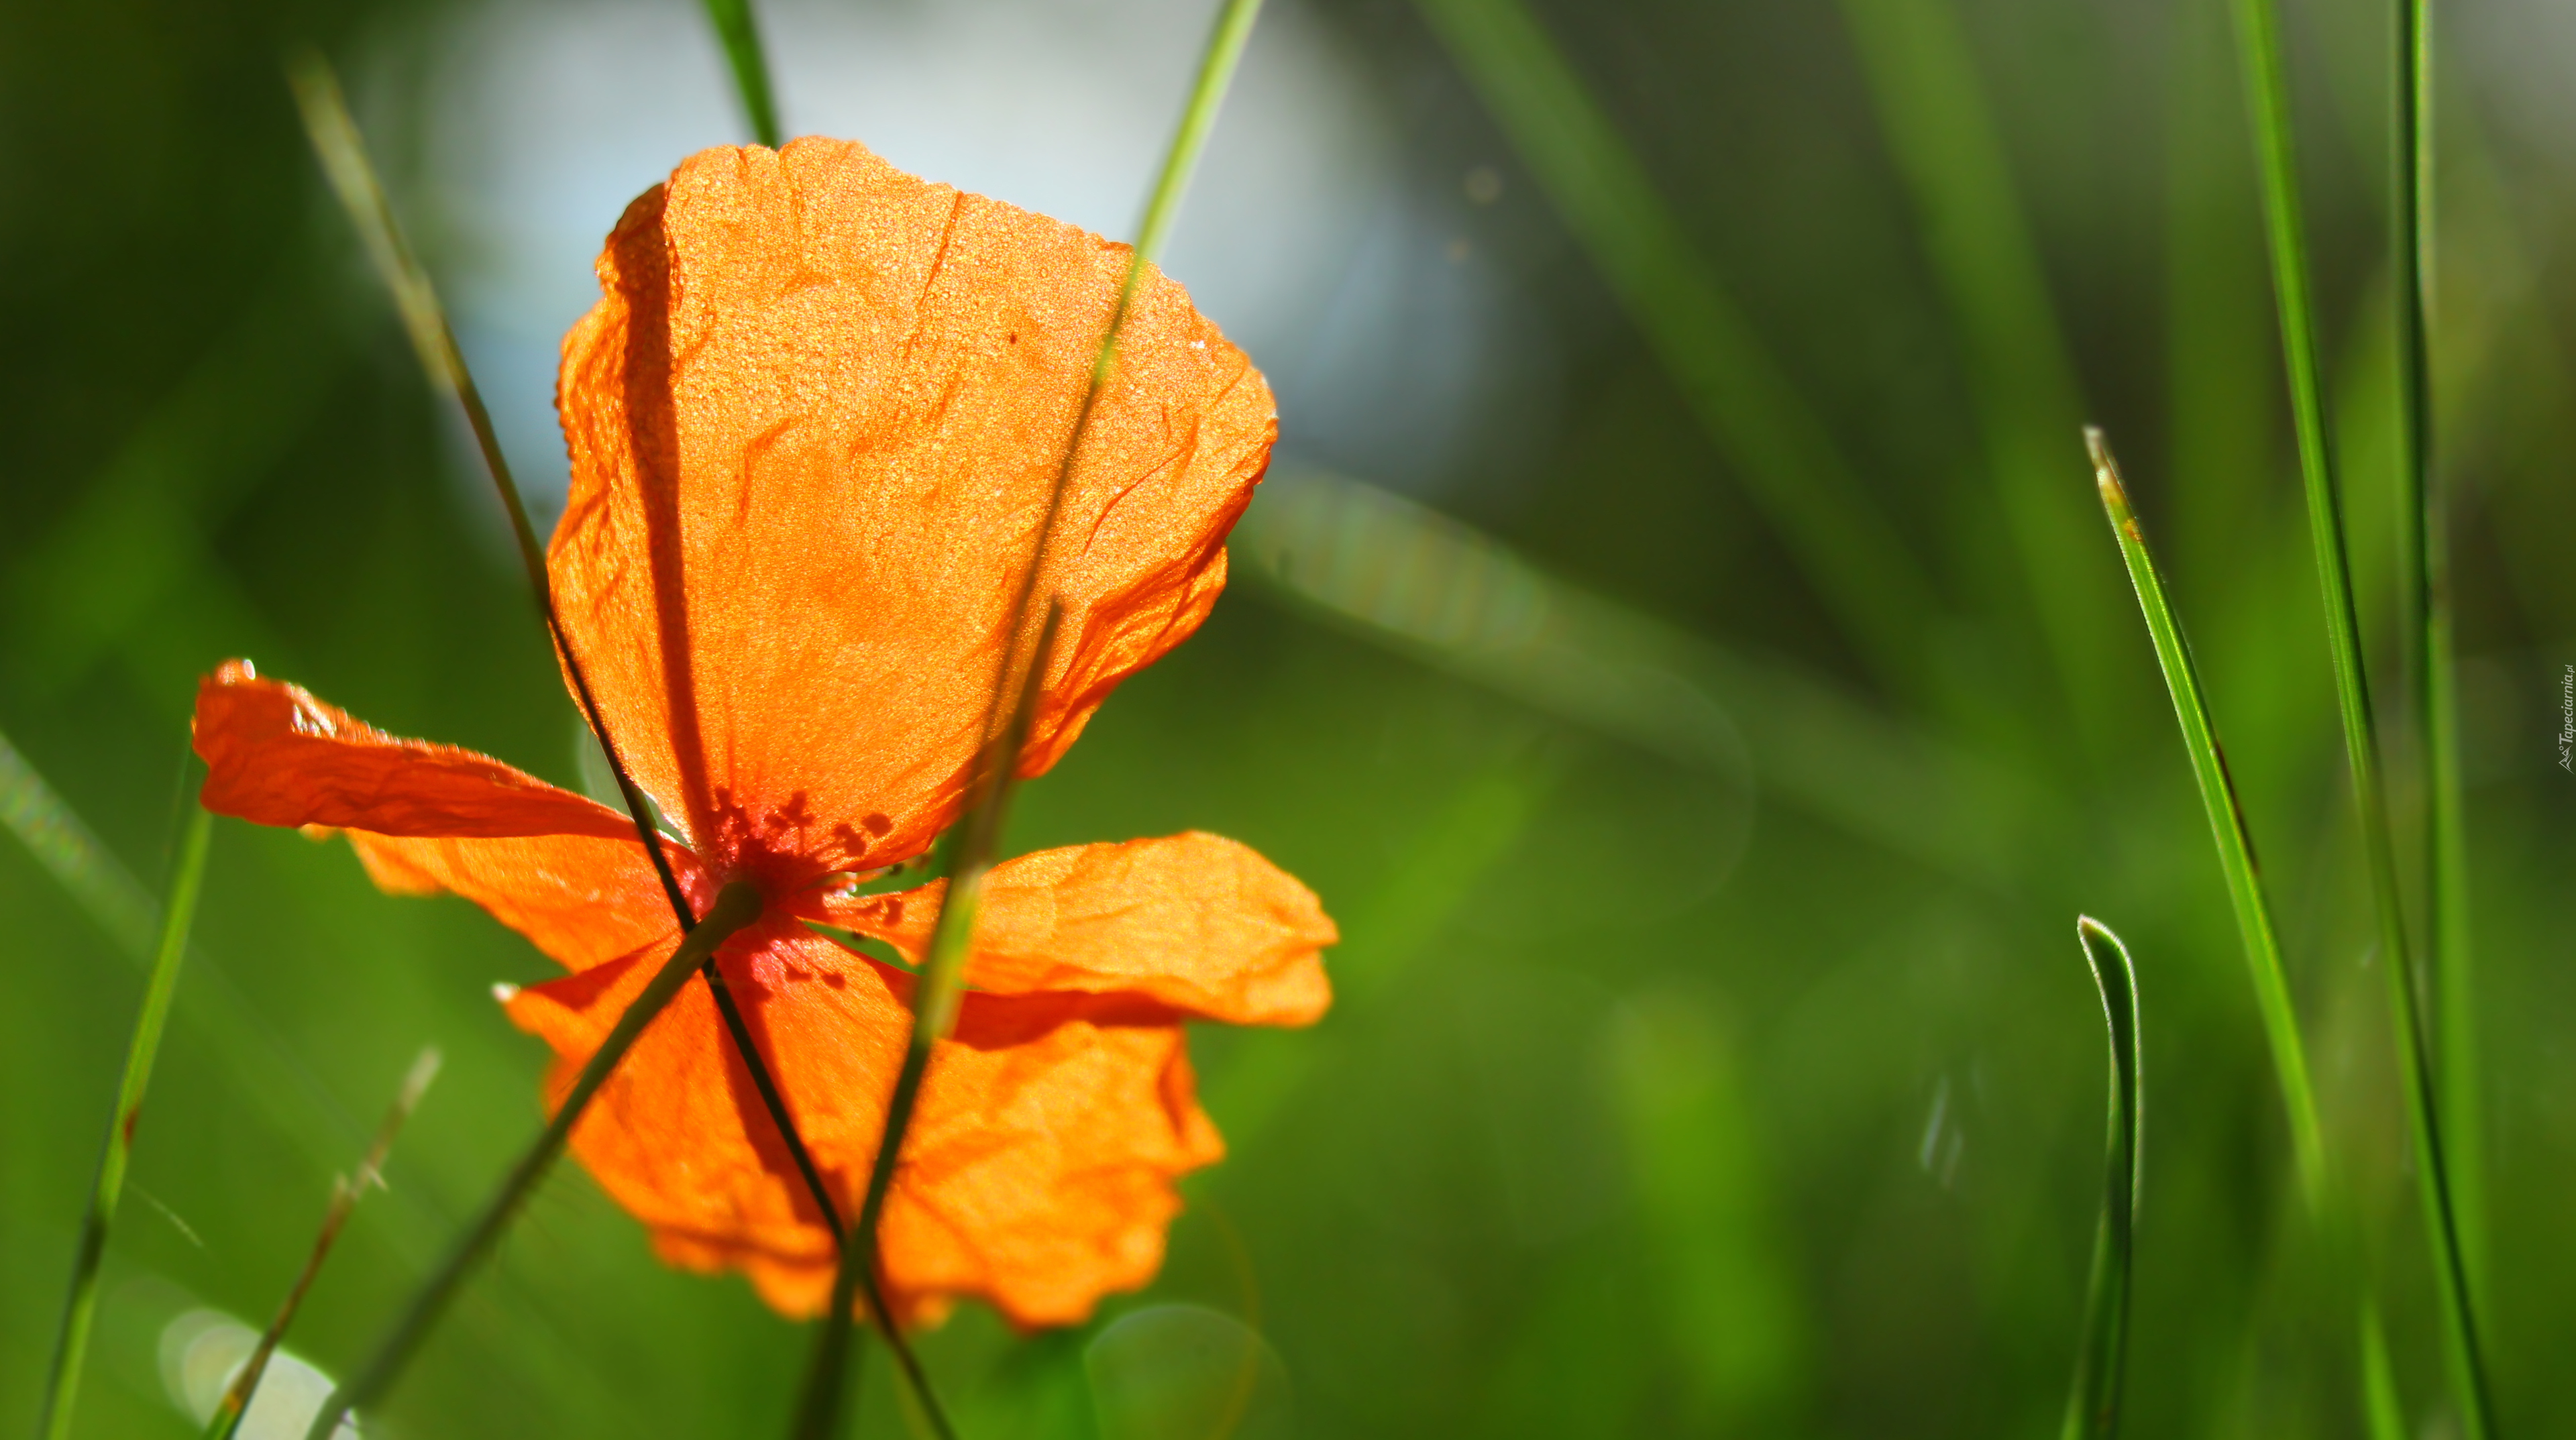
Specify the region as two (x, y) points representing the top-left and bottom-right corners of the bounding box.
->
(193, 660), (635, 840)
(835, 832), (1334, 1026)
(504, 918), (1221, 1328)
(345, 830), (686, 975)
(193, 660), (690, 970)
(552, 139), (1276, 881)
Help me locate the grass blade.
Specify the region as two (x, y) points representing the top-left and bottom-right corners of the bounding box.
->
(1409, 0), (1939, 694)
(303, 883), (763, 1440)
(790, 604), (1059, 1440)
(793, 2), (1267, 1430)
(700, 0), (783, 148)
(2391, 0), (2485, 1288)
(38, 800), (215, 1440)
(2361, 1303), (2408, 1440)
(1835, 0), (2119, 741)
(2225, 3), (2496, 1427)
(206, 1046), (441, 1440)
(2086, 430), (2325, 1205)
(2061, 917), (2140, 1440)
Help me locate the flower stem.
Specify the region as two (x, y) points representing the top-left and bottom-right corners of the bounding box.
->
(205, 1046), (441, 1440)
(2225, 1), (2496, 1427)
(303, 883), (764, 1440)
(2060, 917), (2140, 1440)
(38, 799), (214, 1440)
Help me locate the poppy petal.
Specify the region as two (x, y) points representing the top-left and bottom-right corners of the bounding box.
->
(192, 659), (637, 840)
(505, 918), (1222, 1328)
(553, 138), (1276, 881)
(832, 832), (1334, 1026)
(345, 830), (688, 975)
(192, 660), (692, 970)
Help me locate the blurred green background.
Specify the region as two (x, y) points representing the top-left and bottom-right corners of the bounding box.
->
(4, 0), (2573, 1434)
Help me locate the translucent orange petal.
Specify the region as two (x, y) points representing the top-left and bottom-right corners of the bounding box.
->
(344, 831), (686, 975)
(504, 917), (1221, 1328)
(191, 659), (690, 971)
(833, 832), (1335, 1026)
(551, 138), (1277, 881)
(193, 659), (637, 840)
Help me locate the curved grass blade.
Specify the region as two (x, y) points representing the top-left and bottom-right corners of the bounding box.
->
(38, 801), (215, 1440)
(303, 883), (763, 1440)
(286, 48), (936, 1422)
(2061, 917), (2141, 1440)
(1409, 0), (1937, 695)
(2224, 4), (2496, 1427)
(792, 3), (1268, 1431)
(700, 0), (783, 148)
(2086, 430), (2325, 1205)
(207, 1047), (441, 1440)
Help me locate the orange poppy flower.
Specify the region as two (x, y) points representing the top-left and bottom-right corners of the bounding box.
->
(189, 138), (1334, 1328)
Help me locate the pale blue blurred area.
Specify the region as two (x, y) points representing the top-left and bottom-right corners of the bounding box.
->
(406, 0), (1558, 533)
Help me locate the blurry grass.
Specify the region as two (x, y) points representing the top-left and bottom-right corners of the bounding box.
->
(1608, 987), (1805, 1429)
(2361, 1307), (2406, 1440)
(4, 278), (325, 702)
(1410, 0), (1938, 694)
(2226, 0), (2495, 1426)
(205, 1046), (439, 1440)
(40, 800), (213, 1440)
(285, 49), (553, 620)
(1234, 471), (2056, 885)
(2060, 916), (2138, 1440)
(1835, 0), (2122, 751)
(0, 726), (161, 960)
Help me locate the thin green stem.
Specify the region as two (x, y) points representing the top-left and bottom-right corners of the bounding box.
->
(700, 0), (784, 148)
(2226, 3), (2494, 1428)
(2394, 0), (2485, 1292)
(791, 4), (1267, 1430)
(1132, 0), (1265, 265)
(791, 606), (1060, 1440)
(39, 801), (215, 1440)
(289, 48), (942, 1415)
(207, 1047), (441, 1440)
(2061, 917), (2141, 1440)
(303, 883), (763, 1440)
(2086, 431), (2326, 1205)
